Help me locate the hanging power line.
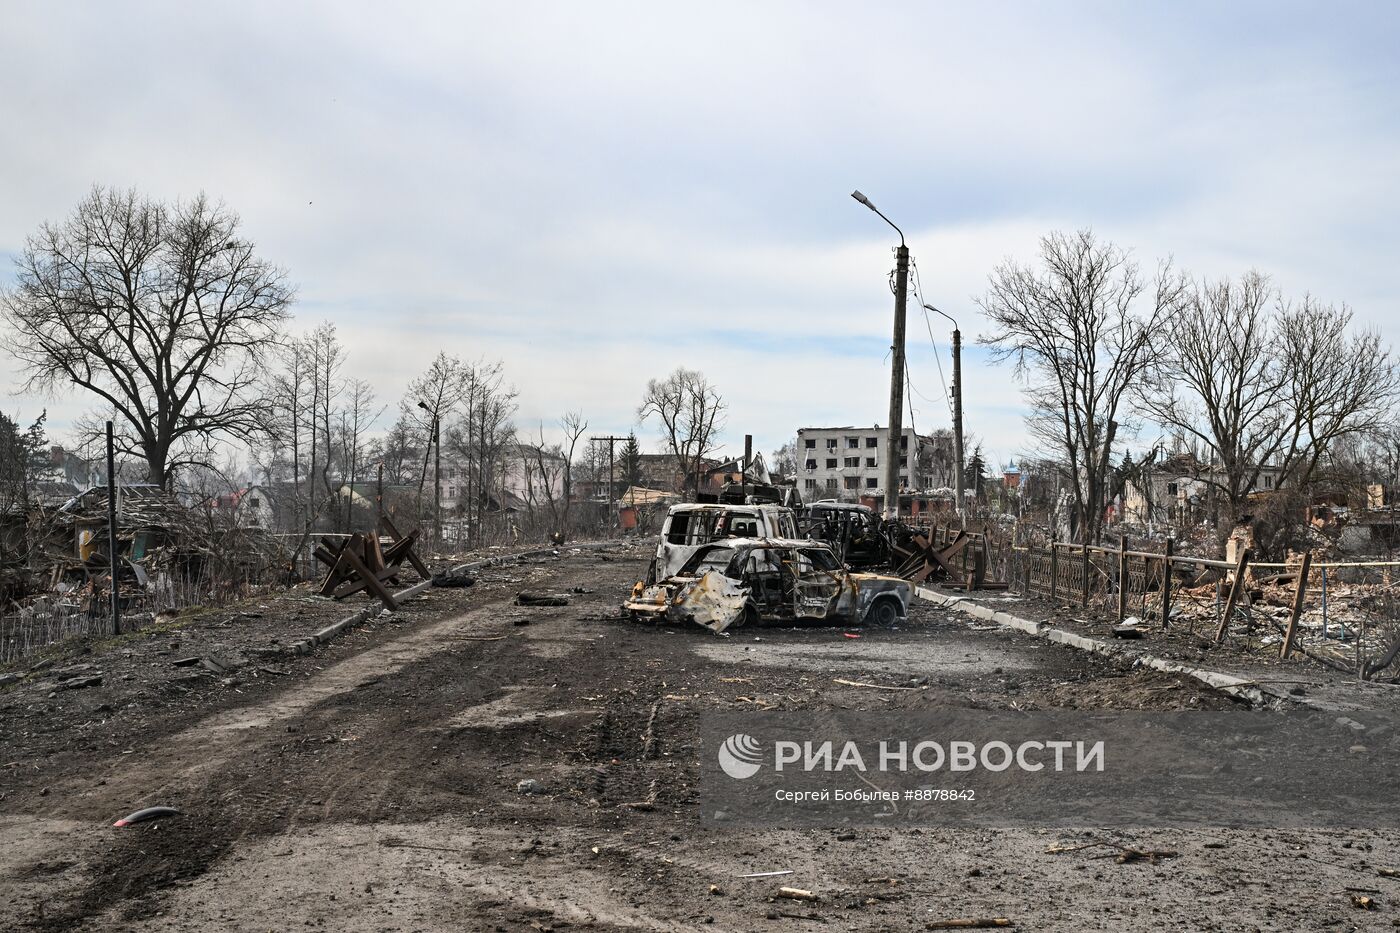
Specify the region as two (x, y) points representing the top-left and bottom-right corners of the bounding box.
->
(908, 255), (953, 418)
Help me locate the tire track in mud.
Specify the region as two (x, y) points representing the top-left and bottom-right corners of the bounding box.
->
(15, 588), (545, 931)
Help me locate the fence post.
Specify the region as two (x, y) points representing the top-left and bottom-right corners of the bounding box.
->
(1280, 550), (1311, 659)
(1161, 538), (1173, 629)
(1214, 548), (1251, 643)
(1321, 567), (1330, 639)
(1049, 539), (1059, 602)
(106, 421), (120, 637)
(1117, 535), (1128, 621)
(1081, 542), (1090, 609)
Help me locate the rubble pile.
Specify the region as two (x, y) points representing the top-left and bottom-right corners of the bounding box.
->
(1, 484), (295, 663)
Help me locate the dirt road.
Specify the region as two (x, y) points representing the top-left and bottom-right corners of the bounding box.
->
(3, 546), (1397, 931)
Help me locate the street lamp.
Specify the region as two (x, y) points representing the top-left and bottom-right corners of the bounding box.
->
(851, 189), (910, 522)
(416, 399), (441, 551)
(924, 303), (965, 521)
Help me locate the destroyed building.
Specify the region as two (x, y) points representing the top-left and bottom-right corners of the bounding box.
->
(796, 426), (943, 500)
(1120, 452), (1285, 527)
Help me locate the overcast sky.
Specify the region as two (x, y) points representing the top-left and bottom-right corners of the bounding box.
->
(3, 1), (1398, 473)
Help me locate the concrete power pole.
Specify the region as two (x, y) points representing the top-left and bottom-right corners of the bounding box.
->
(590, 435), (629, 526)
(925, 303), (965, 523)
(884, 243), (909, 522)
(951, 326), (964, 521)
(850, 190), (909, 523)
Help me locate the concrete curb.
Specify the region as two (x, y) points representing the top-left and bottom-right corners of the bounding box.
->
(290, 538), (641, 655)
(915, 586), (1299, 709)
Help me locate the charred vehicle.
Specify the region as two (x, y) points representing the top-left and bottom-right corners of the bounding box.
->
(800, 500), (891, 571)
(648, 503), (800, 582)
(625, 537), (911, 634)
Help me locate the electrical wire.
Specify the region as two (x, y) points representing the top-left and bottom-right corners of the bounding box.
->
(907, 254), (954, 418)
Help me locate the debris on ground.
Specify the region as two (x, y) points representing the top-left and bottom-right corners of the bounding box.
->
(516, 593), (570, 607)
(113, 805), (181, 827)
(1046, 839), (1179, 863)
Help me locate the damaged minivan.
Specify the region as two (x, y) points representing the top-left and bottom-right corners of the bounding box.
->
(647, 503), (800, 583)
(625, 538), (911, 634)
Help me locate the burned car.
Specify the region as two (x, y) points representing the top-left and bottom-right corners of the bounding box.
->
(624, 537), (911, 634)
(648, 503), (800, 582)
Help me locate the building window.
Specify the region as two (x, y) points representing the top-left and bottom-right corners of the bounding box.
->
(844, 457), (859, 468)
(901, 456), (909, 467)
(249, 497), (260, 509)
(865, 477), (878, 488)
(826, 438), (838, 449)
(804, 458), (817, 470)
(865, 457), (876, 468)
(899, 475), (908, 487)
(1264, 475), (1274, 489)
(804, 478), (816, 490)
(805, 438), (816, 449)
(899, 436), (908, 449)
(1166, 482), (1178, 496)
(826, 458), (837, 469)
(846, 436), (859, 448)
(825, 478), (838, 490)
(865, 437), (877, 448)
(844, 476), (860, 490)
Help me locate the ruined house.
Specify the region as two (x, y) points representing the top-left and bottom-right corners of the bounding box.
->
(1121, 453), (1285, 527)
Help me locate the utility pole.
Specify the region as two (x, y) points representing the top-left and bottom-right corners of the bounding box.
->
(415, 400), (440, 551)
(886, 244), (909, 521)
(432, 414), (440, 550)
(105, 421), (120, 636)
(951, 325), (964, 521)
(925, 303), (965, 522)
(742, 434), (752, 502)
(590, 435), (629, 526)
(851, 190), (908, 522)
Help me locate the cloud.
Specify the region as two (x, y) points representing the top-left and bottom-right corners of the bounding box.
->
(1, 1), (1398, 470)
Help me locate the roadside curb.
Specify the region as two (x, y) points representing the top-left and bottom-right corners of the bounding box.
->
(915, 586), (1306, 709)
(290, 539), (639, 655)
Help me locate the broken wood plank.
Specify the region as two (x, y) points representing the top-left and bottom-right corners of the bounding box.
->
(1214, 548), (1252, 643)
(1280, 550), (1312, 660)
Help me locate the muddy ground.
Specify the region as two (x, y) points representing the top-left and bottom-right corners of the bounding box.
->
(3, 545), (1399, 931)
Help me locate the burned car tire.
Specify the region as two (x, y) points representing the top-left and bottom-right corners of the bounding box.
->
(733, 604), (760, 629)
(864, 598), (901, 627)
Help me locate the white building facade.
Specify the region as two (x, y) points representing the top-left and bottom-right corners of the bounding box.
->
(795, 426), (936, 501)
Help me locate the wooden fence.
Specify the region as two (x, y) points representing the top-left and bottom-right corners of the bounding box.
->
(1008, 536), (1400, 678)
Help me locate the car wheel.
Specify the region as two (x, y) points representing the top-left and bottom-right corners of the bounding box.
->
(734, 604), (760, 629)
(865, 598), (900, 627)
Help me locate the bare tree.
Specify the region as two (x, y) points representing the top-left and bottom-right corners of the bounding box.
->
(259, 331), (315, 517)
(438, 359), (517, 546)
(1280, 297), (1399, 489)
(978, 230), (1183, 543)
(405, 352), (475, 541)
(638, 368), (727, 497)
(338, 378), (385, 529)
(527, 412), (587, 540)
(369, 414), (422, 485)
(1135, 272), (1283, 529)
(769, 440), (798, 479)
(308, 322), (345, 512)
(1138, 274), (1399, 535)
(1, 187), (292, 487)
